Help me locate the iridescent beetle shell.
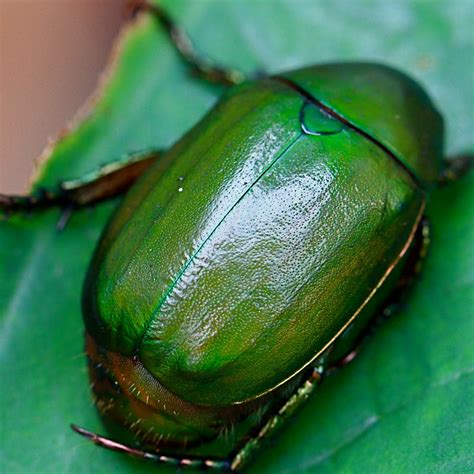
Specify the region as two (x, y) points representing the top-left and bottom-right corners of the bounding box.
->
(82, 63), (443, 467)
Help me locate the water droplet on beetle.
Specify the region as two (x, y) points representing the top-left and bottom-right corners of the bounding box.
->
(300, 102), (343, 136)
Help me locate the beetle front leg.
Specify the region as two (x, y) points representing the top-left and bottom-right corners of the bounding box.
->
(128, 0), (247, 86)
(0, 150), (160, 214)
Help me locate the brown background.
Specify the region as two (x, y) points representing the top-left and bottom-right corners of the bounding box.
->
(0, 0), (124, 193)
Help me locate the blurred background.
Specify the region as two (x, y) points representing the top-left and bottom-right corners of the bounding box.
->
(0, 0), (123, 193)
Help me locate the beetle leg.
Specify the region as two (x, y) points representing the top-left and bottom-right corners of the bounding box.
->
(0, 150), (160, 214)
(228, 367), (324, 471)
(72, 367), (325, 472)
(127, 0), (247, 86)
(439, 154), (473, 185)
(71, 424), (232, 471)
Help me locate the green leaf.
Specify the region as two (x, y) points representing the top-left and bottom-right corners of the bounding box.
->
(1, 1), (473, 473)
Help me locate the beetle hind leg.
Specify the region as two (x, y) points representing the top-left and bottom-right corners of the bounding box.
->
(127, 0), (247, 86)
(71, 424), (232, 471)
(72, 366), (325, 472)
(227, 367), (324, 471)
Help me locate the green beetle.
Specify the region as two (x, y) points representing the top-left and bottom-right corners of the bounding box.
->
(70, 3), (450, 469)
(74, 60), (437, 470)
(1, 2), (468, 472)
